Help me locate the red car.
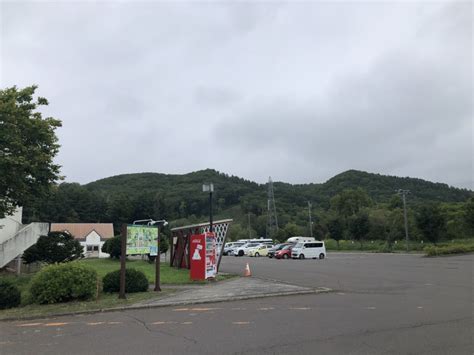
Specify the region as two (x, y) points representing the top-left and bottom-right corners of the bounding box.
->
(275, 245), (293, 259)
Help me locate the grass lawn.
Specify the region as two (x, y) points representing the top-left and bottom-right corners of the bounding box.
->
(0, 289), (175, 321)
(75, 258), (193, 284)
(0, 259), (235, 320)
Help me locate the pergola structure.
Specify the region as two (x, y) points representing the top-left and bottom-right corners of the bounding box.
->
(170, 219), (232, 271)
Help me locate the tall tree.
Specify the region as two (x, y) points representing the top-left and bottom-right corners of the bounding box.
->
(416, 204), (447, 245)
(464, 198), (474, 233)
(0, 86), (62, 218)
(349, 213), (370, 248)
(327, 218), (344, 248)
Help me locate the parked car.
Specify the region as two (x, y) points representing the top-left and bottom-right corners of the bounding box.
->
(268, 243), (292, 258)
(223, 242), (245, 256)
(233, 242), (261, 257)
(287, 236), (316, 243)
(275, 244), (293, 259)
(291, 241), (326, 259)
(247, 244), (270, 257)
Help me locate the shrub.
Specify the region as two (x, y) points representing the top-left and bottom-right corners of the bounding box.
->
(101, 235), (122, 259)
(30, 263), (97, 304)
(23, 231), (84, 264)
(424, 243), (474, 257)
(0, 279), (21, 309)
(102, 269), (148, 293)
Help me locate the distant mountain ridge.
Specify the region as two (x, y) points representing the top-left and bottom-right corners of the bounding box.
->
(85, 169), (471, 207)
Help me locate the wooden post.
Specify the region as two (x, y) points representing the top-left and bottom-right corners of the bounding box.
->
(154, 227), (161, 292)
(119, 224), (127, 299)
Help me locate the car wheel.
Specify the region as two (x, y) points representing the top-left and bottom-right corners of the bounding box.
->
(238, 250), (244, 257)
(283, 254), (289, 259)
(255, 252), (260, 257)
(299, 254), (305, 260)
(319, 253), (325, 259)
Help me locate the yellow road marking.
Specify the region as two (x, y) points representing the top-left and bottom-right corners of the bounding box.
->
(16, 323), (43, 327)
(87, 322), (106, 326)
(181, 321), (193, 325)
(190, 307), (221, 311)
(107, 321), (123, 325)
(290, 307), (311, 310)
(232, 321), (251, 325)
(44, 322), (68, 327)
(173, 308), (189, 312)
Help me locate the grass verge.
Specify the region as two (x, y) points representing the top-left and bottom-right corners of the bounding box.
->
(0, 289), (175, 321)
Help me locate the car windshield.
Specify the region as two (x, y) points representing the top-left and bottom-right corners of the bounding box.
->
(282, 245), (292, 250)
(275, 244), (286, 250)
(247, 243), (259, 247)
(294, 243), (303, 248)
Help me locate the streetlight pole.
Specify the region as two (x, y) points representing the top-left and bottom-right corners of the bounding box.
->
(397, 189), (410, 252)
(308, 201), (313, 238)
(203, 183), (214, 232)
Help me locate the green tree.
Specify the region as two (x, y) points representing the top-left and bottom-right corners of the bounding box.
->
(0, 85), (62, 218)
(464, 198), (474, 233)
(101, 235), (121, 259)
(23, 231), (83, 264)
(349, 213), (370, 248)
(416, 204), (447, 245)
(330, 188), (372, 219)
(327, 218), (344, 248)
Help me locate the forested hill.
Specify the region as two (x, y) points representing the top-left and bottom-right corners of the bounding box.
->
(84, 168), (471, 220)
(23, 168), (472, 236)
(85, 168), (471, 207)
(315, 170), (471, 204)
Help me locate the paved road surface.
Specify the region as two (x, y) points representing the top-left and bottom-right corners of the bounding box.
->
(1, 253), (472, 354)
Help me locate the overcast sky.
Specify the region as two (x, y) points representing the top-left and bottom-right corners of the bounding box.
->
(1, 1), (472, 189)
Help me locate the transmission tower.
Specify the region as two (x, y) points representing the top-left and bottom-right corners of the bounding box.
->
(266, 177), (279, 239)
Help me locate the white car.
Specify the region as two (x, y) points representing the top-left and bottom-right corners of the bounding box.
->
(223, 242), (245, 256)
(233, 242), (261, 257)
(291, 241), (326, 259)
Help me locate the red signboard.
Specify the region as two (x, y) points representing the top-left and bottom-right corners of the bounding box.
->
(190, 232), (216, 280)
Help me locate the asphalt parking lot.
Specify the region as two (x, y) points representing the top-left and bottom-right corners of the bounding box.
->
(1, 252), (472, 354)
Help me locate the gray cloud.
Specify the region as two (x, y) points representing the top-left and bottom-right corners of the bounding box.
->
(1, 1), (471, 189)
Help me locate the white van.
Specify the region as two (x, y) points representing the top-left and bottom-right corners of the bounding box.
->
(291, 241), (326, 259)
(287, 236), (316, 243)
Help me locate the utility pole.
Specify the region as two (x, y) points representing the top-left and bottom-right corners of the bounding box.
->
(266, 177), (279, 239)
(308, 201), (313, 238)
(248, 212), (252, 239)
(397, 189), (410, 252)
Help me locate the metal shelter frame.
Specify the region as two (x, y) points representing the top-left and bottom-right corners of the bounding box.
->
(170, 219), (233, 271)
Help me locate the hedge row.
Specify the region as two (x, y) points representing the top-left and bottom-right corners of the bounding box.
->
(424, 244), (474, 257)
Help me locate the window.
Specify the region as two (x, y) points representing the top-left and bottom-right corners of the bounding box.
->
(314, 243), (323, 248)
(93, 246), (99, 251)
(86, 245), (93, 251)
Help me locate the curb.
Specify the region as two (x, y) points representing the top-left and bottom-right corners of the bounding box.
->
(0, 286), (332, 323)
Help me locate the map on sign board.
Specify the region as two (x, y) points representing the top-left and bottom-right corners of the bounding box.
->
(126, 225), (159, 256)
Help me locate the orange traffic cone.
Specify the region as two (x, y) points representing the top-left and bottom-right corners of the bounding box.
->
(244, 263), (252, 277)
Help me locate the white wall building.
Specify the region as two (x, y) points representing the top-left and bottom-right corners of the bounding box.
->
(50, 223), (114, 258)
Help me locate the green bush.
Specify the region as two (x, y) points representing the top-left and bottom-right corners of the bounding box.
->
(101, 236), (121, 259)
(30, 263), (97, 304)
(0, 279), (21, 309)
(424, 243), (474, 257)
(23, 231), (84, 264)
(102, 268), (148, 293)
